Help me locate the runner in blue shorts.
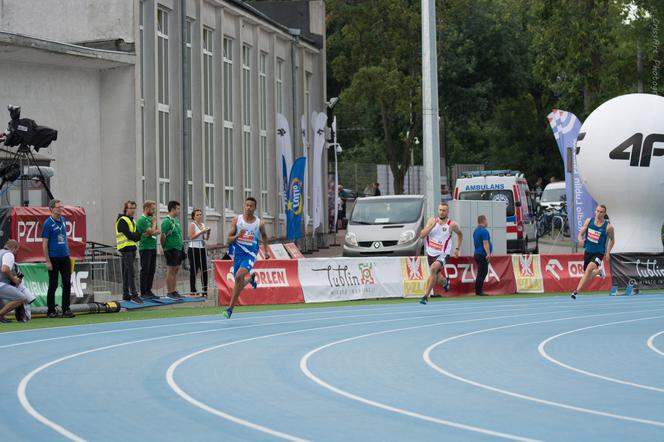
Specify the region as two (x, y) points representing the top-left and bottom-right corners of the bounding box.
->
(223, 197), (270, 318)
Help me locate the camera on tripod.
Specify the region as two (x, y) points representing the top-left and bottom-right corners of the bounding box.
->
(0, 105), (57, 199)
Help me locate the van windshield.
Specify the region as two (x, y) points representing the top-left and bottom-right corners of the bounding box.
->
(350, 199), (423, 225)
(541, 187), (566, 203)
(458, 190), (515, 216)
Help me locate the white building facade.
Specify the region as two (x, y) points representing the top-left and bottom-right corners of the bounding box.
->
(0, 0), (327, 246)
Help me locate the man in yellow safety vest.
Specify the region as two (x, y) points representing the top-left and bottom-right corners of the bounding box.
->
(116, 201), (142, 304)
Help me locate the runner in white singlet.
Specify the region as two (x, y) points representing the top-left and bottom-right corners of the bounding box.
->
(419, 202), (463, 304)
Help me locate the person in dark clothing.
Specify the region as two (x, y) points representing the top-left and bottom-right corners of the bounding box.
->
(374, 182), (381, 196)
(473, 215), (492, 296)
(116, 201), (143, 304)
(137, 200), (160, 299)
(41, 199), (74, 318)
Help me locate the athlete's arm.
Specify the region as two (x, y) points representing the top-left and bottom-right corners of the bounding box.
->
(259, 220), (270, 259)
(419, 217), (437, 239)
(577, 218), (590, 245)
(606, 224), (615, 255)
(452, 222), (463, 257)
(227, 216), (238, 246)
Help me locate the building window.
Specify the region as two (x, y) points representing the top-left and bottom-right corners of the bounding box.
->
(223, 38), (233, 122)
(204, 122), (215, 210)
(203, 27), (215, 210)
(243, 130), (252, 200)
(223, 125), (234, 210)
(157, 8), (170, 207)
(157, 8), (169, 106)
(242, 45), (251, 126)
(158, 110), (170, 207)
(259, 52), (269, 214)
(242, 45), (252, 200)
(185, 20), (193, 208)
(276, 58), (283, 114)
(223, 37), (234, 211)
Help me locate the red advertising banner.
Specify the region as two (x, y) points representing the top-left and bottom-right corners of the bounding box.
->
(284, 242), (304, 259)
(541, 254), (612, 293)
(214, 259), (304, 306)
(10, 206), (87, 262)
(436, 256), (516, 296)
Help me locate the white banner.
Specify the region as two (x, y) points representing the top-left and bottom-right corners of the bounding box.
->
(312, 112), (327, 233)
(301, 114), (309, 226)
(299, 257), (404, 303)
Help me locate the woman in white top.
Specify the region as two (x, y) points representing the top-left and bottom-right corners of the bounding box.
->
(188, 209), (211, 295)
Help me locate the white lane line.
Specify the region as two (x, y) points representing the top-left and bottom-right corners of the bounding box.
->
(6, 295), (660, 350)
(1, 297), (586, 351)
(3, 292), (660, 337)
(17, 301), (659, 441)
(18, 304), (561, 441)
(168, 308), (593, 442)
(298, 308), (664, 441)
(647, 331), (664, 357)
(423, 313), (664, 428)
(538, 318), (664, 393)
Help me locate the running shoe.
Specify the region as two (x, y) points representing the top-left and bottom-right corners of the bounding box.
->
(249, 273), (258, 289)
(223, 308), (233, 319)
(130, 294), (144, 304)
(419, 296), (428, 305)
(571, 292), (577, 300)
(443, 278), (450, 292)
(598, 268), (605, 279)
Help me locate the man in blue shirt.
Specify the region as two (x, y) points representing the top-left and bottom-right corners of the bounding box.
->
(473, 215), (492, 296)
(41, 199), (74, 318)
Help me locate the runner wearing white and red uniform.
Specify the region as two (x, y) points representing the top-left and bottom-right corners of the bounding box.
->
(420, 202), (463, 304)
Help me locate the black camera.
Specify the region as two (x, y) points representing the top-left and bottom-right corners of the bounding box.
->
(4, 105), (58, 151)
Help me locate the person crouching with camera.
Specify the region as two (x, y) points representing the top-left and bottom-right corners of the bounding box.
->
(0, 240), (35, 323)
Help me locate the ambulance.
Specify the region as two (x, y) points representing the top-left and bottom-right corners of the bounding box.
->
(454, 170), (538, 253)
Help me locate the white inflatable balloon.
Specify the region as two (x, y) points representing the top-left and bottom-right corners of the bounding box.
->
(576, 93), (664, 253)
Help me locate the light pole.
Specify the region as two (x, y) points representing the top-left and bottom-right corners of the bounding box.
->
(421, 0), (441, 214)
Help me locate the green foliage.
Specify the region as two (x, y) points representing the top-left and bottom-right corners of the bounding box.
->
(327, 0), (663, 190)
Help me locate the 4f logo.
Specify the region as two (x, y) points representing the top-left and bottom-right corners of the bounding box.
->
(608, 133), (664, 167)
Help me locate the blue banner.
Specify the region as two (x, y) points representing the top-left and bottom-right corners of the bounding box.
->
(286, 156), (306, 240)
(547, 109), (597, 243)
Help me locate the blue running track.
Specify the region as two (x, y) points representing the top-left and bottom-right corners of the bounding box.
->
(1, 294), (664, 441)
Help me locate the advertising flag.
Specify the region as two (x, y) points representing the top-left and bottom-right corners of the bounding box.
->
(287, 156), (307, 240)
(277, 113), (293, 212)
(547, 109), (597, 242)
(312, 111), (327, 233)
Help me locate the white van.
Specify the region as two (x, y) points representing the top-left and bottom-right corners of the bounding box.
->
(454, 170), (538, 253)
(539, 181), (567, 211)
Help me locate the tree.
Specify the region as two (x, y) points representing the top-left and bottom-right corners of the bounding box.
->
(327, 0), (422, 194)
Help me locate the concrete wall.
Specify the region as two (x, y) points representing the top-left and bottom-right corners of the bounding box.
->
(0, 0), (135, 43)
(0, 62), (106, 241)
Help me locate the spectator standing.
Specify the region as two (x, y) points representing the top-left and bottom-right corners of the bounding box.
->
(137, 200), (160, 300)
(473, 215), (492, 296)
(187, 208), (211, 296)
(374, 182), (381, 196)
(161, 201), (184, 299)
(41, 199), (74, 318)
(116, 201), (143, 304)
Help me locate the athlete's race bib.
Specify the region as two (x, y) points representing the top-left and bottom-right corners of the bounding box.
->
(237, 231), (256, 246)
(428, 240), (443, 251)
(587, 228), (601, 243)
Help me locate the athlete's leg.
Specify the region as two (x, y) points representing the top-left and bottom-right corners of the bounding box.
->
(424, 260), (442, 300)
(229, 267), (249, 310)
(574, 261), (599, 296)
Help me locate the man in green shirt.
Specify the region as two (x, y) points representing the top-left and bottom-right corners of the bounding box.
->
(137, 200), (160, 299)
(160, 200), (183, 298)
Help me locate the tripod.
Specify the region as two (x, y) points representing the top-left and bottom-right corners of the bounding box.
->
(0, 142), (55, 201)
